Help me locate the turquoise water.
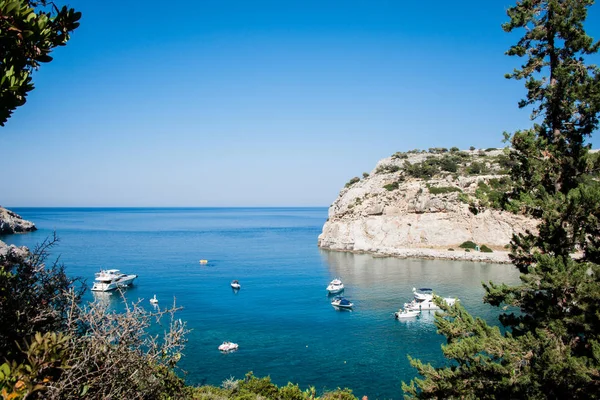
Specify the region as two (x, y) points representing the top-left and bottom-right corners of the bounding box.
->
(2, 208), (520, 399)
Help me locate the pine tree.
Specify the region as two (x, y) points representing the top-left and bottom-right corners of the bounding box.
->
(403, 1), (600, 398)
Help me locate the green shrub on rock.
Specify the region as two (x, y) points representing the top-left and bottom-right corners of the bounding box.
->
(459, 241), (478, 250)
(480, 245), (493, 253)
(345, 177), (360, 188)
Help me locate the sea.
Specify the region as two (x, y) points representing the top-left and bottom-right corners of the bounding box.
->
(1, 207), (520, 399)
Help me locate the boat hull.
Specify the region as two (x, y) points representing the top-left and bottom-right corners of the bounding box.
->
(91, 274), (138, 292)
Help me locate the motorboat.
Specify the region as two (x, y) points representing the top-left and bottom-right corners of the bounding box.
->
(231, 280), (241, 289)
(331, 296), (354, 309)
(199, 259), (208, 264)
(150, 294), (158, 304)
(404, 287), (458, 311)
(91, 269), (138, 292)
(395, 308), (420, 319)
(326, 278), (344, 294)
(218, 341), (239, 352)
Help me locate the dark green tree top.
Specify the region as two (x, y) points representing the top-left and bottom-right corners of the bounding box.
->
(404, 1), (600, 398)
(0, 0), (81, 126)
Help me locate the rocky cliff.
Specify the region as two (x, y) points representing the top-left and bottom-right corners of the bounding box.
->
(0, 206), (37, 235)
(0, 207), (34, 262)
(318, 148), (538, 263)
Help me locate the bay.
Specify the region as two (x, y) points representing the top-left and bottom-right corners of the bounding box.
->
(2, 207), (520, 399)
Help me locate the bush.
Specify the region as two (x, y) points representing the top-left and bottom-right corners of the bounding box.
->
(376, 164), (401, 174)
(448, 248), (455, 251)
(427, 186), (462, 195)
(345, 177), (360, 188)
(450, 147), (460, 152)
(383, 182), (399, 191)
(439, 156), (458, 173)
(469, 146), (476, 151)
(459, 241), (478, 249)
(467, 161), (490, 175)
(362, 172), (369, 178)
(392, 152), (408, 159)
(480, 245), (493, 253)
(485, 147), (497, 152)
(403, 160), (438, 180)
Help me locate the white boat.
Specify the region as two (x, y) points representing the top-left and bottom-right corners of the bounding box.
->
(231, 280), (241, 289)
(404, 287), (458, 311)
(331, 296), (354, 309)
(395, 309), (420, 319)
(150, 294), (158, 304)
(91, 269), (138, 292)
(326, 278), (344, 294)
(218, 341), (239, 352)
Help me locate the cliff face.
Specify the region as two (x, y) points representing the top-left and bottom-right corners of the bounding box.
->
(318, 149), (537, 262)
(0, 207), (37, 234)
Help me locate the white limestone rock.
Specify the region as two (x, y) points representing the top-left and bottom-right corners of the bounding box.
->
(318, 149), (538, 263)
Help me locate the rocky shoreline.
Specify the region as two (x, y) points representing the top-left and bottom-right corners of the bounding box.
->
(0, 206), (36, 234)
(321, 246), (513, 264)
(0, 207), (36, 261)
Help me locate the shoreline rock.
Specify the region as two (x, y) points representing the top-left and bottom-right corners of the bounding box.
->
(319, 246), (513, 264)
(0, 206), (37, 234)
(0, 240), (29, 261)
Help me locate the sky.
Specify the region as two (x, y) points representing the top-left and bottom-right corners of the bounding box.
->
(2, 0), (599, 207)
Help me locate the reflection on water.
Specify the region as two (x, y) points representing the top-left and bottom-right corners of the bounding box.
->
(91, 290), (115, 306)
(320, 249), (521, 324)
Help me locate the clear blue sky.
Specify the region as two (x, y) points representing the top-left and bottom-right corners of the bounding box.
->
(2, 0), (599, 207)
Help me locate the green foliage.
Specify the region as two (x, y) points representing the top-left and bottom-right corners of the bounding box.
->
(428, 147), (448, 154)
(383, 182), (398, 191)
(479, 245), (493, 253)
(362, 172), (369, 178)
(0, 1), (81, 126)
(344, 177), (360, 188)
(190, 374), (357, 400)
(466, 161), (489, 175)
(458, 241), (477, 250)
(450, 146), (460, 152)
(484, 147), (497, 152)
(439, 155), (458, 172)
(458, 192), (470, 204)
(474, 178), (511, 209)
(375, 164), (400, 174)
(405, 1), (600, 398)
(427, 185), (462, 195)
(469, 146), (476, 151)
(0, 234), (83, 363)
(391, 152), (408, 159)
(403, 159), (439, 180)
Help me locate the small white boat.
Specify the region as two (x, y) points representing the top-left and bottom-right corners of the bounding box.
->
(326, 278), (344, 294)
(91, 269), (138, 292)
(218, 341), (239, 352)
(395, 309), (420, 319)
(231, 280), (240, 289)
(404, 287), (458, 311)
(150, 294), (158, 304)
(331, 296), (354, 309)
(199, 259), (208, 264)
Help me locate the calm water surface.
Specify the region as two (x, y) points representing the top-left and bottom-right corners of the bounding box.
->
(3, 208), (520, 399)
